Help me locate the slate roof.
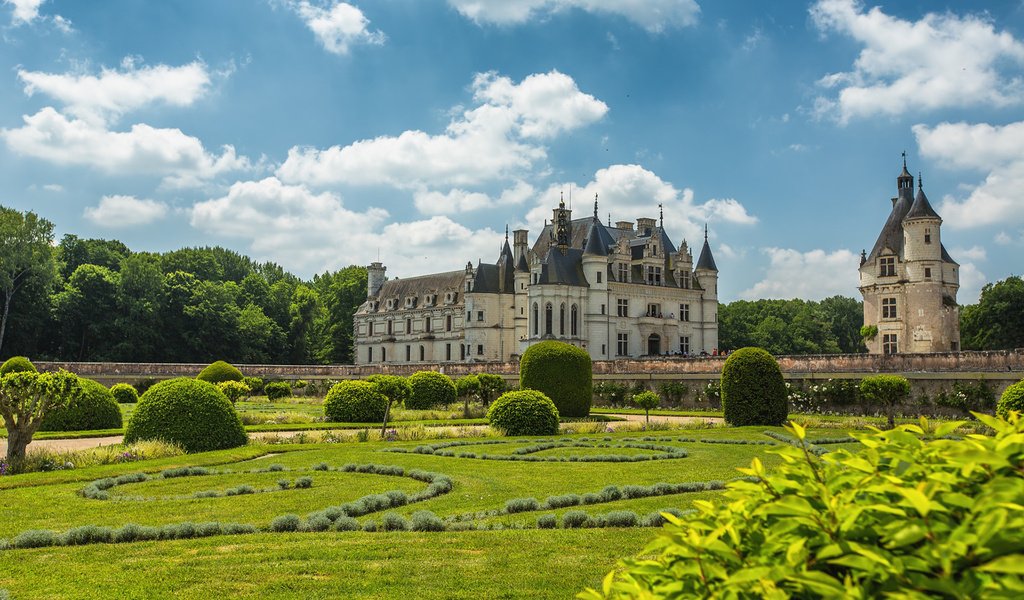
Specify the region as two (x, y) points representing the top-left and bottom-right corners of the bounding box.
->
(583, 219), (609, 256)
(371, 270), (464, 307)
(538, 247), (588, 286)
(695, 238), (718, 272)
(866, 186), (914, 262)
(905, 186), (941, 221)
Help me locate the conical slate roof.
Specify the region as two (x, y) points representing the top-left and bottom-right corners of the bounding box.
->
(696, 236), (717, 272)
(904, 185), (941, 221)
(583, 220), (609, 256)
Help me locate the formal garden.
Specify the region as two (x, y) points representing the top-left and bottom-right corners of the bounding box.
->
(0, 344), (1022, 598)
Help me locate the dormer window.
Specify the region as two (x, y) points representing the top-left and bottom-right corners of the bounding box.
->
(879, 257), (896, 277)
(444, 292), (455, 304)
(681, 271), (691, 289)
(405, 297), (416, 309)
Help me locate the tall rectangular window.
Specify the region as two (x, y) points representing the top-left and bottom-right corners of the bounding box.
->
(425, 317), (432, 333)
(617, 263), (629, 282)
(879, 257), (896, 277)
(924, 267), (932, 279)
(405, 345), (411, 361)
(647, 303), (661, 317)
(646, 266), (662, 285)
(596, 271), (602, 283)
(477, 310), (484, 322)
(882, 297), (897, 319)
(679, 336), (690, 354)
(616, 333), (629, 356)
(477, 344), (483, 356)
(445, 343), (452, 361)
(680, 271), (691, 289)
(679, 304), (690, 322)
(616, 298), (629, 317)
(368, 347), (373, 362)
(924, 228), (932, 244)
(883, 334), (898, 355)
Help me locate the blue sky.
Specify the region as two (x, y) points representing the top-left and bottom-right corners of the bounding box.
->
(2, 0), (1022, 303)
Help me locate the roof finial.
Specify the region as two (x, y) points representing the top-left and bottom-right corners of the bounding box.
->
(607, 213), (611, 227)
(559, 190), (564, 208)
(902, 150), (907, 169)
(505, 224), (509, 240)
(659, 203), (664, 228)
(704, 223), (708, 242)
(918, 172), (923, 190)
(593, 193), (599, 220)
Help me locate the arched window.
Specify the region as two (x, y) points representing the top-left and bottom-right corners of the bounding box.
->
(559, 303), (566, 336)
(571, 304), (578, 336)
(545, 303), (553, 336)
(532, 303), (539, 336)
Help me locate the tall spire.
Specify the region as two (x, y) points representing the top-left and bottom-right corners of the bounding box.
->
(659, 204), (664, 229)
(505, 224), (509, 241)
(704, 223), (708, 242)
(556, 198), (569, 254)
(898, 152), (914, 191)
(593, 193), (599, 221)
(918, 172), (923, 190)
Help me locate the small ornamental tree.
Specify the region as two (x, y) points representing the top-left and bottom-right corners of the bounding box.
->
(366, 374), (412, 434)
(264, 381), (291, 401)
(324, 380), (388, 423)
(996, 380), (1024, 419)
(487, 389), (560, 436)
(0, 370), (81, 461)
(519, 341), (592, 417)
(632, 390), (660, 426)
(476, 373), (506, 406)
(860, 374), (911, 429)
(124, 378), (247, 453)
(40, 377), (123, 432)
(196, 360), (244, 384)
(109, 383), (139, 404)
(217, 380), (251, 404)
(407, 371), (457, 410)
(455, 374), (481, 418)
(721, 347), (788, 426)
(0, 356), (37, 375)
(583, 414), (1024, 599)
(242, 376), (264, 397)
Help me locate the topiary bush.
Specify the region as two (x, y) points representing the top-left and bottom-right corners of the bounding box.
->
(242, 376), (264, 396)
(217, 380), (250, 404)
(40, 377), (123, 432)
(720, 347), (787, 426)
(860, 374), (911, 428)
(583, 415), (1024, 599)
(124, 377), (247, 453)
(0, 356), (37, 375)
(109, 383), (139, 404)
(264, 381), (291, 401)
(477, 373), (506, 405)
(324, 380), (388, 423)
(519, 341), (592, 417)
(487, 389), (560, 436)
(406, 371), (457, 410)
(196, 361), (244, 384)
(997, 380), (1024, 419)
(631, 390), (660, 425)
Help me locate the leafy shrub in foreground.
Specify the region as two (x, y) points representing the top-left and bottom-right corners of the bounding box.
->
(631, 390), (660, 425)
(196, 360), (244, 384)
(0, 356), (36, 375)
(264, 381), (291, 401)
(721, 347), (787, 426)
(406, 371), (457, 410)
(519, 340), (592, 417)
(324, 380), (388, 423)
(124, 377), (247, 453)
(997, 380), (1024, 419)
(40, 377), (123, 432)
(109, 383), (139, 404)
(583, 415), (1024, 598)
(487, 390), (560, 436)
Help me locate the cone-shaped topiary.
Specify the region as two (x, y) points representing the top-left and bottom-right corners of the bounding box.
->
(406, 371), (457, 409)
(324, 380), (388, 423)
(109, 383), (139, 404)
(519, 341), (592, 417)
(196, 360), (244, 384)
(40, 377), (123, 431)
(721, 347), (788, 426)
(124, 377), (247, 453)
(487, 389), (560, 436)
(997, 380), (1024, 419)
(0, 356), (37, 375)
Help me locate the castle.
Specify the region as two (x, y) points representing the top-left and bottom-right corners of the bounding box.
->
(353, 196), (719, 364)
(859, 157), (960, 354)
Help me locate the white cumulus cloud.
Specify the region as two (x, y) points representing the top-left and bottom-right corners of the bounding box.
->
(448, 0), (700, 33)
(84, 195), (169, 227)
(741, 248), (860, 300)
(288, 1), (385, 55)
(810, 0), (1024, 124)
(413, 181), (534, 215)
(5, 0), (71, 30)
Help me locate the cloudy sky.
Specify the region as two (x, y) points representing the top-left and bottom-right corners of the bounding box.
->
(2, 0), (1022, 303)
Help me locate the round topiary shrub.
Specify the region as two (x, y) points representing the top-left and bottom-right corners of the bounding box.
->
(324, 380), (388, 423)
(109, 383), (139, 404)
(196, 360), (244, 384)
(519, 341), (592, 418)
(406, 371), (457, 410)
(487, 389), (560, 436)
(721, 347), (788, 426)
(124, 377), (247, 453)
(997, 380), (1024, 419)
(40, 377), (123, 431)
(0, 356), (37, 375)
(217, 380), (251, 404)
(264, 381), (291, 400)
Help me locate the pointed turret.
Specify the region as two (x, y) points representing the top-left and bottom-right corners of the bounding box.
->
(695, 224), (718, 272)
(904, 176), (941, 221)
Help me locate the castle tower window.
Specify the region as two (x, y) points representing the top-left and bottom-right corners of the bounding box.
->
(533, 303), (539, 335)
(477, 344), (484, 356)
(680, 304), (690, 322)
(425, 317), (432, 333)
(924, 267), (932, 279)
(381, 347), (387, 362)
(446, 344), (452, 361)
(924, 228), (932, 244)
(571, 304), (578, 336)
(679, 336), (690, 354)
(545, 303), (553, 335)
(617, 263), (628, 282)
(387, 320), (393, 335)
(647, 303), (661, 317)
(419, 345), (425, 361)
(406, 318), (412, 333)
(368, 347), (373, 362)
(559, 303), (566, 335)
(882, 297), (897, 319)
(883, 334), (898, 355)
(596, 271), (602, 283)
(879, 256), (896, 277)
(405, 345), (411, 361)
(616, 298), (629, 317)
(616, 333), (629, 356)
(446, 315), (452, 331)
(477, 310), (484, 322)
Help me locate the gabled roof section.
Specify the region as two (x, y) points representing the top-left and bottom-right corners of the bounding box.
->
(538, 247), (588, 286)
(472, 263), (504, 294)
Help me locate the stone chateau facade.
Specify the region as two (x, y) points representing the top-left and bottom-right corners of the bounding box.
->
(353, 196), (720, 365)
(859, 157), (960, 354)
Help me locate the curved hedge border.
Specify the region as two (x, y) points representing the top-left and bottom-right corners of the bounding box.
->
(382, 436), (689, 463)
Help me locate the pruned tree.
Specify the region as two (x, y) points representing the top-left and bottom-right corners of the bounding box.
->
(367, 374), (412, 436)
(0, 207), (57, 355)
(0, 370), (82, 462)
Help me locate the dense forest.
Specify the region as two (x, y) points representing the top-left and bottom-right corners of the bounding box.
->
(1, 207), (1019, 363)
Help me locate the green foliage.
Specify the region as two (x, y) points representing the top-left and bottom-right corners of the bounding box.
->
(455, 374), (481, 398)
(0, 369), (81, 461)
(410, 511), (445, 532)
(109, 383), (139, 404)
(407, 371), (457, 409)
(719, 296), (863, 355)
(242, 376), (264, 395)
(324, 380), (388, 423)
(0, 356), (36, 375)
(594, 382), (628, 406)
(997, 380), (1024, 419)
(476, 373), (506, 404)
(860, 324), (878, 341)
(936, 380), (995, 413)
(631, 391), (660, 425)
(585, 416), (1024, 599)
(487, 390), (560, 436)
(40, 377), (123, 432)
(519, 341), (592, 417)
(657, 381), (687, 405)
(264, 381), (291, 400)
(366, 374), (411, 405)
(196, 360), (244, 384)
(961, 276), (1024, 350)
(217, 380), (251, 404)
(859, 375), (911, 409)
(0, 207), (57, 357)
(124, 377), (247, 453)
(721, 347), (788, 426)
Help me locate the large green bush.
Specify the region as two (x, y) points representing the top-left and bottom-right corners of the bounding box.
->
(406, 371), (456, 409)
(124, 377), (247, 453)
(40, 377), (123, 432)
(997, 380), (1024, 419)
(324, 380), (388, 423)
(519, 341), (592, 417)
(720, 347), (787, 426)
(860, 374), (911, 428)
(196, 361), (244, 384)
(583, 415), (1024, 599)
(109, 383), (138, 404)
(487, 390), (560, 436)
(264, 381), (291, 400)
(0, 356), (37, 375)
